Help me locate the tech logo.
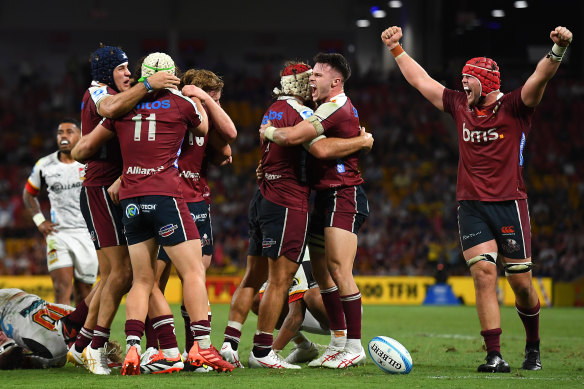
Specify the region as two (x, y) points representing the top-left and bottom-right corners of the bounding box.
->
(462, 122), (500, 143)
(501, 226), (515, 235)
(125, 204), (139, 218)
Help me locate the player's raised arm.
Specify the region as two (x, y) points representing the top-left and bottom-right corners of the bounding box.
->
(521, 26), (573, 108)
(381, 26), (446, 111)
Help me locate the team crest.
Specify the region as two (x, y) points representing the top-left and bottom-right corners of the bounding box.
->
(502, 238), (521, 253)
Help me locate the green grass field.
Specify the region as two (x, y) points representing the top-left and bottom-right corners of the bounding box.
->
(4, 304), (584, 388)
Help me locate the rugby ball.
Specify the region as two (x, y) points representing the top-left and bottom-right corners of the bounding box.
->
(368, 336), (412, 374)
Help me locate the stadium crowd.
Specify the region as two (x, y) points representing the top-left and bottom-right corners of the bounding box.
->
(0, 55), (583, 282)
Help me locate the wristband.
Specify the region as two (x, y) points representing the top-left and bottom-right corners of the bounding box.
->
(547, 43), (568, 62)
(391, 44), (405, 59)
(32, 213), (46, 227)
(264, 126), (276, 142)
(143, 77), (154, 92)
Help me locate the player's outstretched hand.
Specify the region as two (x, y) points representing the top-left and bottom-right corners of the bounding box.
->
(381, 26), (403, 49)
(146, 71), (180, 90)
(551, 26), (573, 47)
(360, 126), (374, 153)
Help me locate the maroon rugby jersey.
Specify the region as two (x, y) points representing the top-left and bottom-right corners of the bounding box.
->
(308, 93), (364, 190)
(80, 81), (124, 187)
(101, 89), (203, 200)
(178, 117), (210, 203)
(443, 87), (534, 201)
(260, 97), (313, 212)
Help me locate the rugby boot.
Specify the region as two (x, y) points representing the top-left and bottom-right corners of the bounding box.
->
(140, 349), (183, 374)
(186, 341), (234, 372)
(248, 349), (301, 369)
(285, 341), (320, 364)
(322, 346), (366, 368)
(477, 352), (511, 373)
(220, 342), (245, 368)
(308, 344), (343, 367)
(522, 343), (542, 370)
(83, 345), (111, 375)
(121, 345), (141, 376)
(182, 349), (213, 372)
(66, 345), (86, 368)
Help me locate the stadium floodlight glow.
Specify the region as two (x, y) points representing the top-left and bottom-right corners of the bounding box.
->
(514, 1), (528, 8)
(491, 9), (505, 17)
(370, 6), (387, 18)
(388, 0), (402, 8)
(356, 19), (371, 28)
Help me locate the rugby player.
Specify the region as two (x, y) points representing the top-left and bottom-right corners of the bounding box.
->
(23, 118), (98, 306)
(260, 53), (370, 368)
(380, 25), (573, 372)
(68, 44), (179, 375)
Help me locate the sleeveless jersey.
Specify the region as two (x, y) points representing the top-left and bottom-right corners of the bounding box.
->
(102, 89), (203, 200)
(25, 151), (87, 229)
(80, 81), (124, 187)
(443, 87), (534, 201)
(260, 97), (313, 212)
(307, 93), (364, 190)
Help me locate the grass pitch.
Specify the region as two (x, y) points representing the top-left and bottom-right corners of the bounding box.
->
(4, 304), (584, 388)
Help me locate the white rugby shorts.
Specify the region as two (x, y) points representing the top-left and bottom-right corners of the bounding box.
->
(45, 229), (98, 284)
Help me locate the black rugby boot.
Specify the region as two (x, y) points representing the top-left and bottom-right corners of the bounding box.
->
(477, 352), (511, 373)
(522, 343), (542, 370)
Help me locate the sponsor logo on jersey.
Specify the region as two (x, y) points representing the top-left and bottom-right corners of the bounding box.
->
(352, 107), (359, 118)
(262, 110), (284, 124)
(126, 204), (139, 218)
(300, 109), (313, 119)
(181, 170), (200, 180)
(265, 173), (282, 180)
(192, 213), (207, 222)
(49, 181), (83, 194)
(262, 237), (277, 249)
(502, 238), (521, 253)
(90, 231), (96, 242)
(159, 224), (178, 237)
(79, 167), (86, 180)
(135, 100), (171, 110)
(140, 204), (157, 212)
(462, 122), (500, 143)
(126, 165), (164, 175)
(336, 163), (346, 173)
(291, 276), (300, 288)
(501, 226), (515, 235)
(91, 88), (106, 99)
(519, 132), (526, 166)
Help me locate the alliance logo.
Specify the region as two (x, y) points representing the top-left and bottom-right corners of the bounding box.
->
(159, 224), (178, 237)
(126, 204), (139, 218)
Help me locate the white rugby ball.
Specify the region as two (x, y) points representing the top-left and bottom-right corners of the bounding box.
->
(368, 336), (413, 374)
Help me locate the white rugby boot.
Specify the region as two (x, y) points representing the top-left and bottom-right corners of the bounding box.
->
(307, 344), (343, 367)
(220, 342), (245, 368)
(66, 345), (86, 368)
(285, 341), (320, 364)
(248, 349), (301, 369)
(321, 346), (366, 368)
(83, 345), (112, 375)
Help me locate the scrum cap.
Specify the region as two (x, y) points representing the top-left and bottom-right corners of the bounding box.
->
(462, 57), (500, 97)
(90, 46), (128, 87)
(138, 52), (175, 82)
(273, 63), (312, 101)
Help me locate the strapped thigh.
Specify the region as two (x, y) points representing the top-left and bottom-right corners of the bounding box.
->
(466, 252), (497, 268)
(504, 261), (533, 276)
